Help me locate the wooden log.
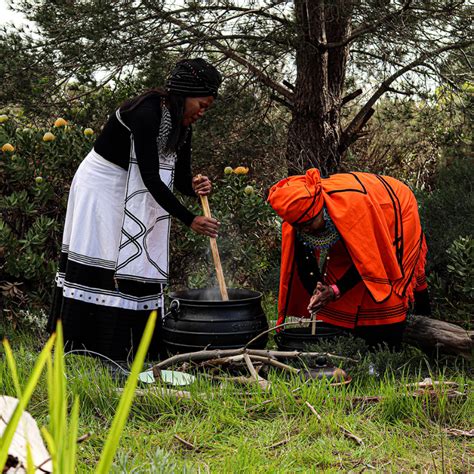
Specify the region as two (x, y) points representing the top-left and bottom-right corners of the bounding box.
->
(403, 315), (473, 360)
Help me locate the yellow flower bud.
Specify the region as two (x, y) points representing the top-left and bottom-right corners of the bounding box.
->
(0, 115), (8, 123)
(35, 176), (43, 184)
(234, 166), (249, 175)
(1, 143), (15, 152)
(54, 117), (68, 127)
(244, 185), (254, 195)
(224, 166), (233, 175)
(84, 128), (94, 137)
(43, 132), (56, 142)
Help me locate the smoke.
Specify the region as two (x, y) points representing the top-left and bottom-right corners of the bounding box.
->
(170, 288), (261, 302)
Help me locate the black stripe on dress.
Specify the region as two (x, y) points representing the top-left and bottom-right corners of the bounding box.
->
(58, 254), (163, 296)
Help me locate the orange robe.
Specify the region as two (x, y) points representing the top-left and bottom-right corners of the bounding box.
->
(277, 172), (427, 328)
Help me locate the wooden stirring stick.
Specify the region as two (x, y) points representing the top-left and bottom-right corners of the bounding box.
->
(197, 177), (229, 301)
(311, 311), (317, 335)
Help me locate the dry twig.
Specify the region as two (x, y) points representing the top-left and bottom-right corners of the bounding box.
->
(244, 353), (270, 390)
(442, 428), (474, 437)
(305, 401), (322, 421)
(338, 426), (364, 446)
(174, 434), (198, 450)
(266, 439), (290, 450)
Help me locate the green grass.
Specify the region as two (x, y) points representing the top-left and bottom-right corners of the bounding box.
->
(1, 329), (472, 473)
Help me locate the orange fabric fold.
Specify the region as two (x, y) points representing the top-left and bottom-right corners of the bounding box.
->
(268, 168), (324, 224)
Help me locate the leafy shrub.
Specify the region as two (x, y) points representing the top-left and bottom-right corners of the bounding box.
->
(415, 156), (474, 326)
(170, 170), (281, 294)
(418, 156), (474, 275)
(0, 115), (93, 315)
(428, 236), (473, 327)
(446, 236), (474, 300)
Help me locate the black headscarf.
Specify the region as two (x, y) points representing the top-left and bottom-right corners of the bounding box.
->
(166, 58), (222, 98)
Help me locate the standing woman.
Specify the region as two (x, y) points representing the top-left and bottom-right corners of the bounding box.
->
(49, 58), (222, 361)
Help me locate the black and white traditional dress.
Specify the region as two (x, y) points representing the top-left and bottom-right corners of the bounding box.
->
(49, 96), (197, 360)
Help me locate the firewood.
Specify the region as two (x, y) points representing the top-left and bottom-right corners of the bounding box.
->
(403, 314), (473, 360)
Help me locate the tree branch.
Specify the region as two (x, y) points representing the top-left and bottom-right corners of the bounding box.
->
(162, 15), (294, 100)
(270, 93), (294, 109)
(165, 3), (292, 27)
(340, 39), (474, 152)
(342, 88), (362, 105)
(320, 0), (412, 49)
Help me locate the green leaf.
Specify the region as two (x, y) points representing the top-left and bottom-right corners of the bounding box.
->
(25, 442), (35, 474)
(3, 339), (22, 398)
(95, 310), (157, 474)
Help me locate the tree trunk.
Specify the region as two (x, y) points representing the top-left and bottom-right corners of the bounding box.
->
(287, 0), (352, 176)
(403, 315), (473, 360)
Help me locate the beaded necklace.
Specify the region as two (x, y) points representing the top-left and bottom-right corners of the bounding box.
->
(299, 208), (340, 274)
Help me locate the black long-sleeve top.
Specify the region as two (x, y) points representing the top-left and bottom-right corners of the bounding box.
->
(294, 235), (362, 297)
(93, 95), (197, 226)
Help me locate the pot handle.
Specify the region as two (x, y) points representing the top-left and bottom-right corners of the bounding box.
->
(169, 299), (181, 319)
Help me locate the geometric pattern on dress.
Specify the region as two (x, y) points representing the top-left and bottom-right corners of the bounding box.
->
(114, 106), (176, 283)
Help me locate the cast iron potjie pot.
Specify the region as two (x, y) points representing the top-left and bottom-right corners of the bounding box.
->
(275, 325), (345, 352)
(162, 288), (269, 355)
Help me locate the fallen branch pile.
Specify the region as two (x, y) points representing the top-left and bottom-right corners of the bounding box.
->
(150, 348), (354, 391)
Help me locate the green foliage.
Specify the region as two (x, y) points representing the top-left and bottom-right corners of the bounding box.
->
(0, 313), (156, 473)
(446, 236), (474, 300)
(0, 114), (93, 313)
(191, 78), (288, 188)
(347, 90), (472, 190)
(63, 78), (145, 131)
(418, 156), (474, 273)
(428, 236), (474, 327)
(416, 157), (474, 326)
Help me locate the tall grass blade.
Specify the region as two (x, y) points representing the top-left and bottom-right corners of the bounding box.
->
(0, 334), (55, 471)
(3, 339), (22, 398)
(52, 321), (67, 472)
(40, 427), (55, 468)
(25, 442), (34, 474)
(65, 397), (80, 474)
(95, 310), (157, 474)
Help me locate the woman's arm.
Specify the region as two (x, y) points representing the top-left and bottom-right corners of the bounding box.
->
(294, 237), (321, 295)
(174, 129), (196, 197)
(335, 264), (361, 295)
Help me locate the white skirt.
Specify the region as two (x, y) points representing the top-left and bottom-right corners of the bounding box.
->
(55, 149), (165, 312)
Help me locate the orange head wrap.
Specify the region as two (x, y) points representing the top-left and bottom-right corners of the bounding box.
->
(267, 168), (324, 225)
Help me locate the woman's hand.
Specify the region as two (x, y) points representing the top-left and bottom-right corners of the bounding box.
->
(192, 175), (212, 196)
(191, 216), (220, 238)
(307, 282), (335, 313)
